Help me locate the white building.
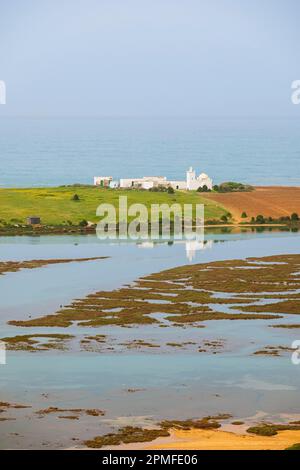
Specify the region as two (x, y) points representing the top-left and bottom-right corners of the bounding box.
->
(186, 167), (213, 191)
(119, 176), (167, 190)
(94, 168), (212, 191)
(94, 176), (113, 187)
(169, 180), (187, 190)
(168, 168), (212, 191)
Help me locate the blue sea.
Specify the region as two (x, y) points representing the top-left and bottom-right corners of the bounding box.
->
(0, 116), (299, 187)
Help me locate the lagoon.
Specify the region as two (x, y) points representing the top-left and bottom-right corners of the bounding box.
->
(0, 229), (300, 448)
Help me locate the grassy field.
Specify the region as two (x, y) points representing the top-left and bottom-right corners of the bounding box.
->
(0, 186), (227, 226)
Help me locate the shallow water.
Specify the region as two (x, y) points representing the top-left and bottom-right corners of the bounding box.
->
(0, 229), (299, 448)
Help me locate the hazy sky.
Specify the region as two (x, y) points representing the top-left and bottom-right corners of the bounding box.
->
(0, 0), (299, 117)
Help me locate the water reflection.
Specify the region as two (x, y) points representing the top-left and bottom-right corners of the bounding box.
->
(137, 238), (213, 261)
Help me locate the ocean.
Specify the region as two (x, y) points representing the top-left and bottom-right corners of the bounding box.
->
(0, 116), (299, 187)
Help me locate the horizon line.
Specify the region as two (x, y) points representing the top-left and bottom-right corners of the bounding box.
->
(0, 114), (299, 120)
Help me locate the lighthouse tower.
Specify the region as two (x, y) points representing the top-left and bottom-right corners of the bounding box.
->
(186, 167), (196, 190)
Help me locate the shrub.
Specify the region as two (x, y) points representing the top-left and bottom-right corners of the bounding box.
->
(72, 194), (80, 201)
(149, 186), (167, 193)
(220, 215), (228, 223)
(247, 425), (277, 437)
(197, 185), (210, 193)
(218, 182), (254, 193)
(291, 213), (299, 221)
(241, 212), (248, 218)
(167, 186), (175, 194)
(79, 219), (88, 227)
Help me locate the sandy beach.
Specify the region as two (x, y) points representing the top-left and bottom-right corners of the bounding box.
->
(146, 428), (300, 451)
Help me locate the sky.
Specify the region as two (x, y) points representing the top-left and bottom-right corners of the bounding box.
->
(0, 0), (300, 117)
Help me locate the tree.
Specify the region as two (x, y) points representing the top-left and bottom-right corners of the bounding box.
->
(167, 186), (175, 194)
(213, 185), (219, 192)
(256, 215), (265, 224)
(291, 212), (299, 221)
(72, 194), (80, 201)
(220, 215), (228, 223)
(241, 212), (248, 218)
(197, 185), (210, 193)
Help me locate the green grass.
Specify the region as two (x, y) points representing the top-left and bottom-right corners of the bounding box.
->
(0, 186), (227, 226)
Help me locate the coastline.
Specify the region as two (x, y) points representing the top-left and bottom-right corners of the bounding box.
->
(68, 429), (300, 451)
(0, 222), (293, 237)
(77, 424), (300, 451)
